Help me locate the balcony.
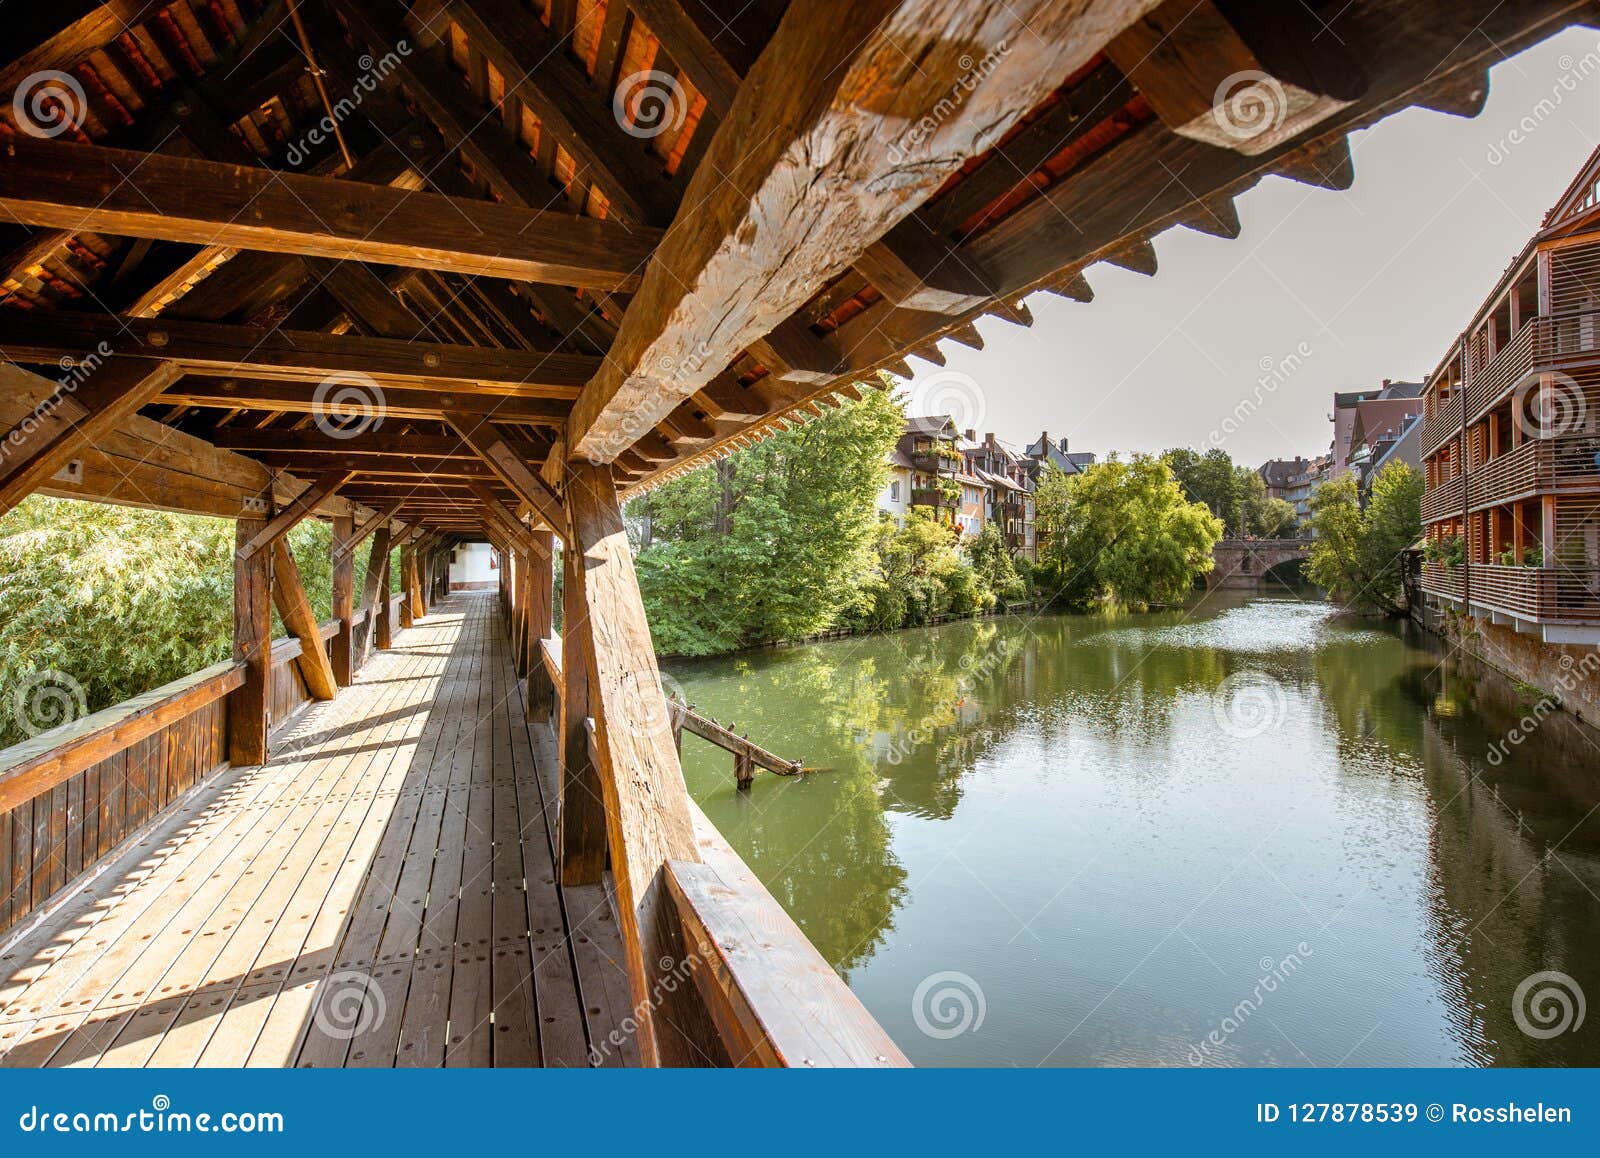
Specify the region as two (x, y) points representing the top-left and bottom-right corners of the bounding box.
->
(1420, 393), (1462, 457)
(1420, 561), (1600, 623)
(1464, 435), (1600, 511)
(910, 486), (949, 508)
(1420, 473), (1463, 522)
(910, 450), (962, 474)
(1463, 310), (1600, 425)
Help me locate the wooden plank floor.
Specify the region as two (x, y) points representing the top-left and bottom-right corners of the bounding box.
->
(0, 593), (639, 1068)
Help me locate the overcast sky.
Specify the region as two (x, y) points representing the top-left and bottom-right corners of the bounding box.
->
(901, 26), (1600, 467)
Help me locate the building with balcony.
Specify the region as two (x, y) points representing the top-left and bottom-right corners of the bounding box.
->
(895, 414), (966, 525)
(963, 431), (1037, 558)
(1419, 145), (1600, 647)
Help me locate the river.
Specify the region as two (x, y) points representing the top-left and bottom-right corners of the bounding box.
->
(663, 590), (1600, 1066)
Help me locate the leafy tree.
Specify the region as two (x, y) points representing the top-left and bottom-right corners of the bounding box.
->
(1162, 446), (1239, 524)
(1036, 456), (1222, 609)
(965, 523), (1025, 607)
(1306, 461), (1422, 615)
(632, 384), (905, 654)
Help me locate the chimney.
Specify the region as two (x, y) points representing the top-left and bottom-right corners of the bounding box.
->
(1058, 436), (1070, 453)
(984, 432), (995, 445)
(962, 428), (974, 442)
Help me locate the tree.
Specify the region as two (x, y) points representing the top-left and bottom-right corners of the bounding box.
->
(1306, 461), (1422, 615)
(965, 523), (1025, 607)
(1036, 456), (1223, 609)
(1163, 446), (1246, 528)
(631, 383), (905, 654)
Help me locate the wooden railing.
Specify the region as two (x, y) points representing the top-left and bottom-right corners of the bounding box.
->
(1420, 392), (1462, 457)
(541, 636), (903, 1067)
(1463, 311), (1600, 425)
(1464, 436), (1600, 510)
(1420, 561), (1600, 622)
(1421, 472), (1464, 522)
(0, 659), (243, 937)
(1420, 560), (1464, 602)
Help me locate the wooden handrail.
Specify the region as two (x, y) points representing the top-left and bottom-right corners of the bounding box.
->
(668, 801), (909, 1067)
(0, 658), (245, 812)
(270, 636), (304, 665)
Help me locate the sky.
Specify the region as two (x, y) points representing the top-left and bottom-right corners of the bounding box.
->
(901, 26), (1600, 468)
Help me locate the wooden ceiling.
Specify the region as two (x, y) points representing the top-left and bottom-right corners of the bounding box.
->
(1, 0), (1594, 544)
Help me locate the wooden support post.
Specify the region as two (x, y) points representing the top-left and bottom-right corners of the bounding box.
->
(526, 530), (555, 721)
(734, 752), (756, 790)
(331, 515), (356, 687)
(559, 526), (606, 887)
(271, 540), (339, 701)
(564, 458), (721, 1066)
(236, 469), (353, 559)
(400, 543), (416, 629)
(511, 548), (530, 677)
(229, 517), (272, 766)
(356, 524), (393, 662)
(409, 544), (426, 620)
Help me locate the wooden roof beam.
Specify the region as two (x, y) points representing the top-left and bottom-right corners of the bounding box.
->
(237, 470), (355, 559)
(1104, 0), (1364, 157)
(565, 0), (1156, 463)
(160, 380), (568, 425)
(0, 138), (659, 290)
(0, 312), (595, 397)
(445, 412), (566, 534)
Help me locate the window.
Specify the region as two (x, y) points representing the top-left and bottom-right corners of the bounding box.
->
(889, 480), (901, 501)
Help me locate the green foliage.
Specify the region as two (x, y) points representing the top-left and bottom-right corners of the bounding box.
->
(1162, 447), (1303, 538)
(1307, 461), (1422, 615)
(850, 509), (986, 629)
(631, 385), (906, 654)
(0, 496), (378, 749)
(0, 497), (235, 748)
(965, 522), (1025, 607)
(1035, 456), (1223, 610)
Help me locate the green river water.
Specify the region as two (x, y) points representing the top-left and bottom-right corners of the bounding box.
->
(664, 590), (1600, 1066)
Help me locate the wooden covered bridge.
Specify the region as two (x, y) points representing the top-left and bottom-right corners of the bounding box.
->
(0, 0), (1590, 1066)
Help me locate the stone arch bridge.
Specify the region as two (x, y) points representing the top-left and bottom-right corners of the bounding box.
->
(1207, 539), (1312, 590)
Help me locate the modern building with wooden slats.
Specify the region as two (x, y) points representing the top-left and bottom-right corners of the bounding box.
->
(1419, 144), (1600, 645)
(1, 0), (1594, 1067)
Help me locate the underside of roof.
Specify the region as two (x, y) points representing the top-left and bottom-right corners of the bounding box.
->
(1, 0), (1595, 545)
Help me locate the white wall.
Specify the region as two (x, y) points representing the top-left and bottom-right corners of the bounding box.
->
(449, 541), (498, 589)
(876, 467), (911, 526)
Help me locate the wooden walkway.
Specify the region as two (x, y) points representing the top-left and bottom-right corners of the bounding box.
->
(0, 594), (638, 1067)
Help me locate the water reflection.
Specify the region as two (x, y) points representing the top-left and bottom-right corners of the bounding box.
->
(666, 591), (1600, 1066)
